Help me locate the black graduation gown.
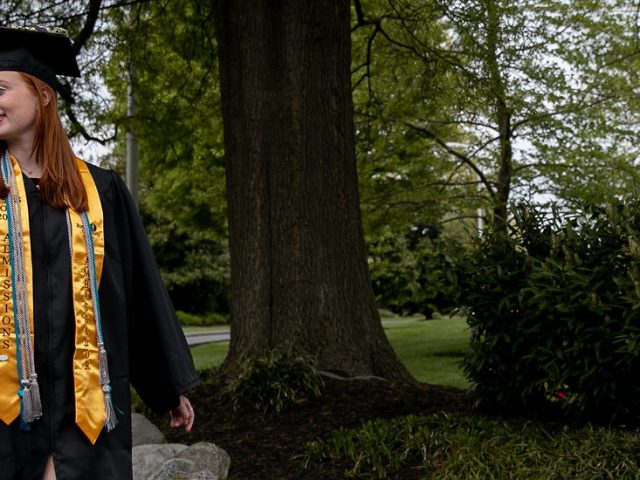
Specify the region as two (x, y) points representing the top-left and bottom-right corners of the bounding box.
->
(0, 164), (200, 479)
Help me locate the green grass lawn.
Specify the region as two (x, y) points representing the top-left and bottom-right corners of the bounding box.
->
(382, 315), (470, 388)
(189, 313), (471, 388)
(190, 341), (229, 371)
(183, 325), (231, 334)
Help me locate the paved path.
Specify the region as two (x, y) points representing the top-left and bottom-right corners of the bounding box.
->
(185, 330), (230, 346)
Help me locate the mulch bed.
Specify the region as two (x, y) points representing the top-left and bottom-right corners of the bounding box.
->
(152, 373), (474, 479)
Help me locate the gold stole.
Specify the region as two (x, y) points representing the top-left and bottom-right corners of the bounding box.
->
(0, 157), (106, 445)
(70, 158), (105, 444)
(0, 157), (33, 425)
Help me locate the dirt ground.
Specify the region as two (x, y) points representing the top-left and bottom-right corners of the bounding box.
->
(153, 372), (473, 479)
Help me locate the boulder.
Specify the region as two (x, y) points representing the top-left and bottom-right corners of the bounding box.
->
(145, 458), (217, 480)
(132, 412), (166, 446)
(133, 442), (230, 480)
(133, 443), (188, 479)
(177, 443), (231, 480)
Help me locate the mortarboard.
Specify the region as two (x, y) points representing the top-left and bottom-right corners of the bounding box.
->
(0, 25), (81, 88)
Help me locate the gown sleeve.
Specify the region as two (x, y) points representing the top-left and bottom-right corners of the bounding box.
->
(110, 170), (200, 415)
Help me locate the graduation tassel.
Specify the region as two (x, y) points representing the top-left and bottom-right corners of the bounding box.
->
(28, 373), (42, 419)
(98, 344), (110, 385)
(98, 344), (116, 431)
(20, 379), (34, 423)
(103, 385), (117, 432)
(18, 389), (31, 432)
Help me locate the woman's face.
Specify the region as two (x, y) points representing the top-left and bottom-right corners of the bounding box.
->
(0, 71), (39, 146)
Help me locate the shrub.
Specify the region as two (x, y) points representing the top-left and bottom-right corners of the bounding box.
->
(368, 230), (462, 319)
(223, 350), (324, 413)
(459, 202), (640, 422)
(176, 310), (229, 327)
(142, 206), (231, 316)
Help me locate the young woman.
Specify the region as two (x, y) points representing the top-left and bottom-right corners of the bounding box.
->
(0, 26), (199, 479)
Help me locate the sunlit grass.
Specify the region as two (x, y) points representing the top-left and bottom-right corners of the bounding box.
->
(190, 342), (229, 370)
(188, 312), (471, 388)
(183, 325), (231, 334)
(383, 315), (470, 388)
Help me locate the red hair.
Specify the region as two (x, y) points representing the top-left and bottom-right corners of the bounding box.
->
(0, 73), (87, 212)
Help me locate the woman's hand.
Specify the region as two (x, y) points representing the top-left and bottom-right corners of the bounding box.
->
(169, 395), (195, 432)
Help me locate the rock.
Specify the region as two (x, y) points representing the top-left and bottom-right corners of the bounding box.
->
(132, 441), (230, 480)
(177, 443), (231, 480)
(145, 458), (218, 480)
(133, 443), (188, 479)
(132, 413), (166, 446)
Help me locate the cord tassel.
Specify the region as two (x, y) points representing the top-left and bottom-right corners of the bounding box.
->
(18, 392), (31, 431)
(28, 374), (42, 419)
(21, 380), (34, 423)
(103, 386), (117, 432)
(98, 346), (110, 385)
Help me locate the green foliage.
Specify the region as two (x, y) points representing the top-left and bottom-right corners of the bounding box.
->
(106, 1), (225, 234)
(142, 207), (230, 315)
(103, 1), (229, 316)
(353, 1), (479, 238)
(223, 350), (324, 414)
(368, 229), (463, 318)
(302, 413), (640, 479)
(176, 310), (229, 327)
(353, 0), (640, 238)
(460, 201), (640, 422)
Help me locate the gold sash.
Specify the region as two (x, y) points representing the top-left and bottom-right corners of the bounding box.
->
(0, 157), (33, 425)
(0, 156), (106, 445)
(70, 158), (105, 444)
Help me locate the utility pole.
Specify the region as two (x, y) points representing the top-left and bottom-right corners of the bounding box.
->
(126, 62), (139, 208)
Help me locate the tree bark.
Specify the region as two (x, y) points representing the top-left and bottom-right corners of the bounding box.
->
(214, 0), (413, 381)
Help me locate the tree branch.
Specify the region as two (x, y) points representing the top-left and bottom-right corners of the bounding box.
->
(513, 162), (573, 173)
(468, 134), (501, 160)
(72, 0), (102, 55)
(55, 81), (115, 144)
(361, 178), (486, 204)
(512, 93), (615, 132)
(428, 118), (499, 131)
(405, 122), (496, 200)
(438, 214), (485, 227)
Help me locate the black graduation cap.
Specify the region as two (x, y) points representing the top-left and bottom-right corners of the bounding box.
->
(0, 25), (80, 88)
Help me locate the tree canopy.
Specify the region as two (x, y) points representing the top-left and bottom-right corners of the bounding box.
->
(2, 0), (639, 318)
(352, 0), (640, 235)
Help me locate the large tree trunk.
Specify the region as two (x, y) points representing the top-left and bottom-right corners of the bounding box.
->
(214, 0), (413, 381)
